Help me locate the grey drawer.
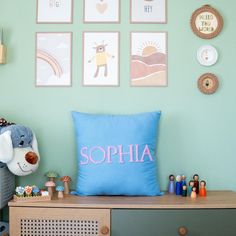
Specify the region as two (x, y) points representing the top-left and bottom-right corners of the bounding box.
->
(111, 209), (236, 236)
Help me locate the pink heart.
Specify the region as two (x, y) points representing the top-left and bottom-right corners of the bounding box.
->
(96, 3), (108, 14)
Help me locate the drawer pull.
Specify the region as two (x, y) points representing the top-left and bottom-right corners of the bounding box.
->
(100, 226), (110, 235)
(178, 226), (188, 236)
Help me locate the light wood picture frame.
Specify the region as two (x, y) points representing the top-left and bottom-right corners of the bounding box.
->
(130, 32), (168, 87)
(190, 5), (223, 39)
(130, 0), (167, 24)
(37, 0), (73, 24)
(36, 32), (72, 87)
(83, 32), (120, 87)
(84, 0), (120, 23)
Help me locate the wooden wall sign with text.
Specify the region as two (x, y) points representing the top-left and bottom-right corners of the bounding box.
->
(190, 5), (223, 39)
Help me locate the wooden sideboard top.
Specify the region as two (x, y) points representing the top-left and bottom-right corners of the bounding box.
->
(8, 191), (236, 209)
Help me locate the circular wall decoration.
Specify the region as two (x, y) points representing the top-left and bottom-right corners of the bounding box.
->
(190, 5), (223, 39)
(197, 45), (218, 66)
(198, 73), (219, 94)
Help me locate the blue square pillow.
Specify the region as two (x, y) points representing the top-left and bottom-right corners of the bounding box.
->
(72, 111), (162, 196)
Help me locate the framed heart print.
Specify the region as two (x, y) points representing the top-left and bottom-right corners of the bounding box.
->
(84, 0), (120, 23)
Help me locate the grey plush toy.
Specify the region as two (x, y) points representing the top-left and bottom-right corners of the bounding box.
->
(0, 118), (40, 176)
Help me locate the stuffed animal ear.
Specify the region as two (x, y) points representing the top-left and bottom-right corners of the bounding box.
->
(32, 134), (40, 159)
(0, 130), (14, 163)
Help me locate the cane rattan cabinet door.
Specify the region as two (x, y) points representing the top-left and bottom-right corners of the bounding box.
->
(10, 207), (110, 236)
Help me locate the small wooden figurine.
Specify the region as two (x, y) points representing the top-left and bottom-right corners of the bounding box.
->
(191, 186), (197, 198)
(60, 176), (71, 195)
(175, 175), (182, 196)
(56, 186), (65, 199)
(168, 174), (175, 194)
(193, 174), (200, 194)
(188, 180), (194, 196)
(181, 175), (187, 186)
(45, 181), (55, 197)
(199, 180), (207, 197)
(182, 185), (187, 197)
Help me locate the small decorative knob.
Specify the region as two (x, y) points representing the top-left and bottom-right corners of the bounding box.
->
(178, 226), (188, 236)
(100, 226), (110, 235)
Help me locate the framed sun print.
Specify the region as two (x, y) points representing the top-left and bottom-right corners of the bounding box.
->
(83, 32), (119, 86)
(197, 45), (218, 67)
(130, 0), (167, 23)
(198, 73), (219, 94)
(36, 32), (72, 87)
(130, 32), (167, 87)
(37, 0), (73, 23)
(190, 5), (223, 39)
(84, 0), (120, 23)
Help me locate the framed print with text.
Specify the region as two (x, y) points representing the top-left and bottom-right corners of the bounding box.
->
(37, 0), (73, 23)
(131, 0), (167, 23)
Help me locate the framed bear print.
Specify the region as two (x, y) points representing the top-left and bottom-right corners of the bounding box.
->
(131, 0), (167, 23)
(37, 0), (73, 23)
(83, 32), (119, 86)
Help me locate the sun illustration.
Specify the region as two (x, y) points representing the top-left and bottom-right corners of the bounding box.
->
(138, 41), (160, 57)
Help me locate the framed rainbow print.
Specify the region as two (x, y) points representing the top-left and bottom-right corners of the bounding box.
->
(84, 0), (120, 23)
(36, 32), (72, 87)
(131, 0), (167, 23)
(83, 32), (119, 86)
(37, 0), (73, 23)
(130, 32), (167, 87)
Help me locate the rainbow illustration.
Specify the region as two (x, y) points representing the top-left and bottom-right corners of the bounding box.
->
(37, 49), (63, 78)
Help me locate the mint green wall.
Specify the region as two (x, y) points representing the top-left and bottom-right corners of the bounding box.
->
(0, 0), (236, 196)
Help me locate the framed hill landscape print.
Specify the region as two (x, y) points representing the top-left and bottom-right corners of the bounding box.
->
(130, 32), (167, 87)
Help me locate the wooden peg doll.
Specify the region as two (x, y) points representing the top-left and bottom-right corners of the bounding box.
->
(193, 174), (200, 194)
(168, 174), (175, 194)
(199, 180), (207, 197)
(188, 180), (194, 196)
(181, 175), (187, 186)
(182, 185), (187, 197)
(175, 175), (182, 196)
(191, 186), (197, 198)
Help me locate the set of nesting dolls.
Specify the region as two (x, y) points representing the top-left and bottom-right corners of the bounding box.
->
(168, 174), (207, 198)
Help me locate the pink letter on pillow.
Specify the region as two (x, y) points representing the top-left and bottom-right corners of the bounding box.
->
(107, 146), (117, 163)
(140, 145), (153, 162)
(118, 145), (134, 163)
(90, 146), (106, 164)
(80, 147), (89, 165)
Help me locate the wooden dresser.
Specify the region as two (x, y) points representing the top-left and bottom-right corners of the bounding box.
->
(8, 191), (236, 236)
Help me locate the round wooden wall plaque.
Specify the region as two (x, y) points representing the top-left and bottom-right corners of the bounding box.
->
(190, 5), (223, 39)
(198, 73), (219, 94)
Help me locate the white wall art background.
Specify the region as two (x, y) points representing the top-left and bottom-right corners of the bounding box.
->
(84, 0), (120, 23)
(37, 0), (73, 23)
(131, 0), (167, 23)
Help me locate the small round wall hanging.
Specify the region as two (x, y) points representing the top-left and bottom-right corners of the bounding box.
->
(197, 45), (218, 66)
(198, 73), (219, 94)
(190, 5), (223, 39)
